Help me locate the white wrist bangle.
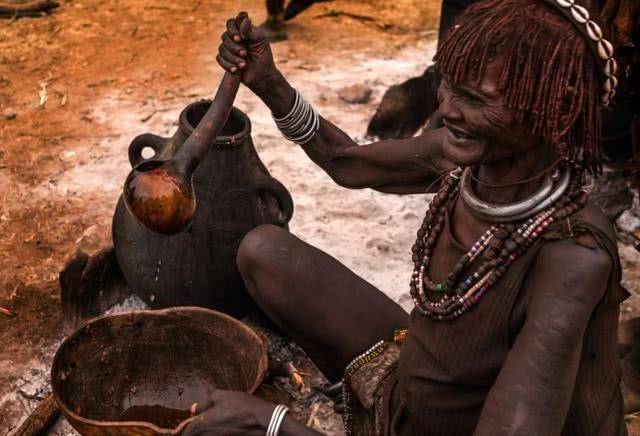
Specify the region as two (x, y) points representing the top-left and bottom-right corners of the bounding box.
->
(273, 90), (320, 145)
(266, 404), (289, 436)
(273, 92), (301, 124)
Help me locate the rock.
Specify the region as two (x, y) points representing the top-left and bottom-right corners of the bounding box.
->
(60, 221), (130, 333)
(618, 209), (640, 234)
(366, 237), (392, 253)
(588, 166), (634, 221)
(74, 222), (111, 256)
(104, 294), (148, 315)
(59, 246), (129, 334)
(338, 84), (373, 105)
(403, 211), (419, 220)
(623, 348), (640, 414)
(3, 108), (16, 120)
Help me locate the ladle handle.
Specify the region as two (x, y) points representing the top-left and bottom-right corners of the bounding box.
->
(176, 71), (242, 174)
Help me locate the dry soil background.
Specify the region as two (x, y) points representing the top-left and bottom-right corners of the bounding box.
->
(1, 0), (640, 434)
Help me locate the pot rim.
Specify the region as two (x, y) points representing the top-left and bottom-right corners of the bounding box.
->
(51, 306), (268, 435)
(179, 102), (251, 148)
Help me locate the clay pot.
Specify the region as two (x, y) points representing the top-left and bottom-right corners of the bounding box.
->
(51, 307), (268, 435)
(113, 103), (293, 317)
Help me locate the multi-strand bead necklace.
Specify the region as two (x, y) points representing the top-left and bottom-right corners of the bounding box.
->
(409, 166), (587, 320)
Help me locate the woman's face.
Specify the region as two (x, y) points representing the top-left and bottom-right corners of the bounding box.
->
(437, 58), (543, 167)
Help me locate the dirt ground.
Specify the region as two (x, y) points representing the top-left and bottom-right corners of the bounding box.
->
(1, 0), (639, 434)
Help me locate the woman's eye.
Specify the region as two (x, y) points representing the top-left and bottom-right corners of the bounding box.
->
(464, 94), (484, 107)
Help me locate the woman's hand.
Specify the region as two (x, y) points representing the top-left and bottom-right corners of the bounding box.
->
(182, 390), (274, 436)
(218, 13), (278, 94)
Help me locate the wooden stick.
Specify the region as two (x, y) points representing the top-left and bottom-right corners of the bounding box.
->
(0, 305), (16, 318)
(12, 394), (60, 436)
(286, 362), (305, 390)
(306, 402), (321, 427)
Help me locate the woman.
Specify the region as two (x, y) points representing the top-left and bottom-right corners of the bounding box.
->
(185, 0), (627, 434)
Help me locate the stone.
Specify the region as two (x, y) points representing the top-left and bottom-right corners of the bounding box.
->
(366, 237), (392, 253)
(3, 108), (16, 120)
(618, 210), (640, 234)
(588, 166), (634, 221)
(60, 221), (129, 333)
(338, 84), (373, 104)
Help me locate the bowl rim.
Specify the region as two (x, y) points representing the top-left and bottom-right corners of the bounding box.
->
(51, 306), (268, 435)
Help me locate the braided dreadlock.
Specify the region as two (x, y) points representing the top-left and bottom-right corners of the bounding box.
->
(434, 0), (603, 174)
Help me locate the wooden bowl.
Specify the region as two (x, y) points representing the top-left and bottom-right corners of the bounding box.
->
(51, 307), (268, 435)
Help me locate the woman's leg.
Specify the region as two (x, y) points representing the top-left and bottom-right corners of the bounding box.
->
(237, 224), (409, 381)
(266, 0), (285, 16)
(262, 0), (288, 42)
(283, 0), (332, 21)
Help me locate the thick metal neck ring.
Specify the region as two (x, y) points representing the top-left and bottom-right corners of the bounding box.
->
(460, 167), (571, 223)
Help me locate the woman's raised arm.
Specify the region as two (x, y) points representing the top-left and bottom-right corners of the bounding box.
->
(217, 13), (452, 194)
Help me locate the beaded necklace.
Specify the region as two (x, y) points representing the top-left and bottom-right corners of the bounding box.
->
(410, 166), (587, 320)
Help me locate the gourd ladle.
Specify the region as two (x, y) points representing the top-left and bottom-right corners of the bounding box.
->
(123, 70), (241, 234)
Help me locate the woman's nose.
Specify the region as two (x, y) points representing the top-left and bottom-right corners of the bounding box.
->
(438, 93), (464, 123)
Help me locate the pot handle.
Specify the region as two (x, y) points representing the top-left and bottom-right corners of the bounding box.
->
(252, 175), (294, 226)
(128, 133), (169, 168)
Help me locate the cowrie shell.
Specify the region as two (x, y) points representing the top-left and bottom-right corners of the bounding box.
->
(556, 0), (574, 7)
(605, 58), (618, 76)
(602, 89), (616, 105)
(586, 20), (602, 41)
(597, 39), (614, 59)
(570, 5), (590, 24)
(604, 76), (618, 92)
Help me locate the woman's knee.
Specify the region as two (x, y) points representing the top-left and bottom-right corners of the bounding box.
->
(236, 224), (289, 278)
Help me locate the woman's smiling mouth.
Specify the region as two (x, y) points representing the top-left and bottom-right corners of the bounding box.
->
(444, 121), (478, 142)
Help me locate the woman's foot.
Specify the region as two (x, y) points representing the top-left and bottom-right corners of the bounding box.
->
(284, 0), (332, 21)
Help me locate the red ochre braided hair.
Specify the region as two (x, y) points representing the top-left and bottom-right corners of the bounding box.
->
(434, 0), (603, 174)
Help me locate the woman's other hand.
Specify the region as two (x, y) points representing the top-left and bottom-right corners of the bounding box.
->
(182, 390), (274, 436)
